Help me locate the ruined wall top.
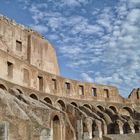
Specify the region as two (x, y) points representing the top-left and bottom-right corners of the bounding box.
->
(0, 15), (60, 75)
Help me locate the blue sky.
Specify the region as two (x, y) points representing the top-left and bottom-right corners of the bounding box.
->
(0, 0), (140, 97)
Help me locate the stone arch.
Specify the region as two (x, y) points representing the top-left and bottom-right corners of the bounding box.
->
(30, 93), (38, 100)
(92, 120), (100, 138)
(52, 115), (62, 140)
(97, 105), (105, 112)
(71, 102), (78, 107)
(123, 122), (132, 134)
(13, 86), (24, 94)
(123, 107), (133, 116)
(56, 99), (66, 111)
(44, 97), (53, 105)
(107, 122), (120, 134)
(83, 104), (92, 110)
(134, 124), (140, 133)
(0, 84), (8, 91)
(109, 106), (118, 113)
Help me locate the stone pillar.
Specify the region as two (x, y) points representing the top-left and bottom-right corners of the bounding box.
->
(116, 120), (123, 134)
(77, 120), (83, 140)
(85, 118), (93, 139)
(0, 122), (8, 140)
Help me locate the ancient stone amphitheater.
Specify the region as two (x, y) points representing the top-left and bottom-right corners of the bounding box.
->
(0, 15), (140, 140)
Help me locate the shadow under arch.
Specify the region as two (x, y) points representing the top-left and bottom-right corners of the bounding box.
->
(71, 102), (78, 107)
(123, 122), (132, 134)
(97, 105), (105, 112)
(44, 97), (53, 105)
(0, 84), (8, 91)
(109, 106), (118, 113)
(13, 86), (24, 94)
(56, 99), (66, 111)
(134, 123), (140, 133)
(123, 107), (133, 116)
(30, 93), (38, 100)
(83, 104), (92, 110)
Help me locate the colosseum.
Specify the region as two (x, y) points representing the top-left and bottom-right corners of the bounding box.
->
(0, 15), (140, 140)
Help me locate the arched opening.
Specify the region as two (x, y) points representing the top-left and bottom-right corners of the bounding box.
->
(92, 121), (99, 137)
(0, 84), (7, 91)
(123, 122), (131, 134)
(83, 104), (92, 110)
(57, 100), (65, 110)
(109, 106), (117, 113)
(30, 94), (38, 100)
(71, 102), (77, 107)
(16, 88), (23, 94)
(134, 124), (140, 133)
(107, 123), (119, 134)
(123, 107), (133, 116)
(44, 97), (52, 105)
(97, 105), (104, 112)
(53, 115), (61, 140)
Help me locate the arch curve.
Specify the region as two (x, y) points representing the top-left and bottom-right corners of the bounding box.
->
(123, 107), (133, 116)
(44, 97), (53, 105)
(83, 104), (92, 110)
(56, 99), (66, 110)
(0, 84), (8, 91)
(30, 93), (38, 100)
(71, 102), (78, 107)
(97, 105), (105, 112)
(109, 106), (118, 113)
(13, 86), (24, 94)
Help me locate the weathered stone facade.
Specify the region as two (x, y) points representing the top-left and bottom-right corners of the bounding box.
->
(0, 15), (140, 140)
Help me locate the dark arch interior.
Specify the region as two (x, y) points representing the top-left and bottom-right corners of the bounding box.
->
(109, 106), (117, 113)
(30, 94), (38, 100)
(134, 124), (140, 133)
(16, 88), (23, 94)
(123, 107), (133, 116)
(97, 105), (104, 112)
(0, 84), (7, 91)
(71, 102), (77, 107)
(53, 115), (60, 122)
(57, 100), (65, 110)
(44, 97), (52, 105)
(123, 122), (131, 134)
(83, 104), (91, 110)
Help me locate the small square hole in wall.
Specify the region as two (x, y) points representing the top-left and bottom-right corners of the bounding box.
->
(92, 88), (97, 96)
(16, 40), (22, 52)
(23, 68), (29, 85)
(7, 61), (13, 78)
(104, 89), (109, 98)
(52, 79), (57, 90)
(65, 82), (70, 90)
(38, 76), (43, 91)
(79, 85), (84, 95)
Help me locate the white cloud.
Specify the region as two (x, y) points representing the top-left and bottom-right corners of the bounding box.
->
(31, 24), (48, 34)
(81, 73), (94, 82)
